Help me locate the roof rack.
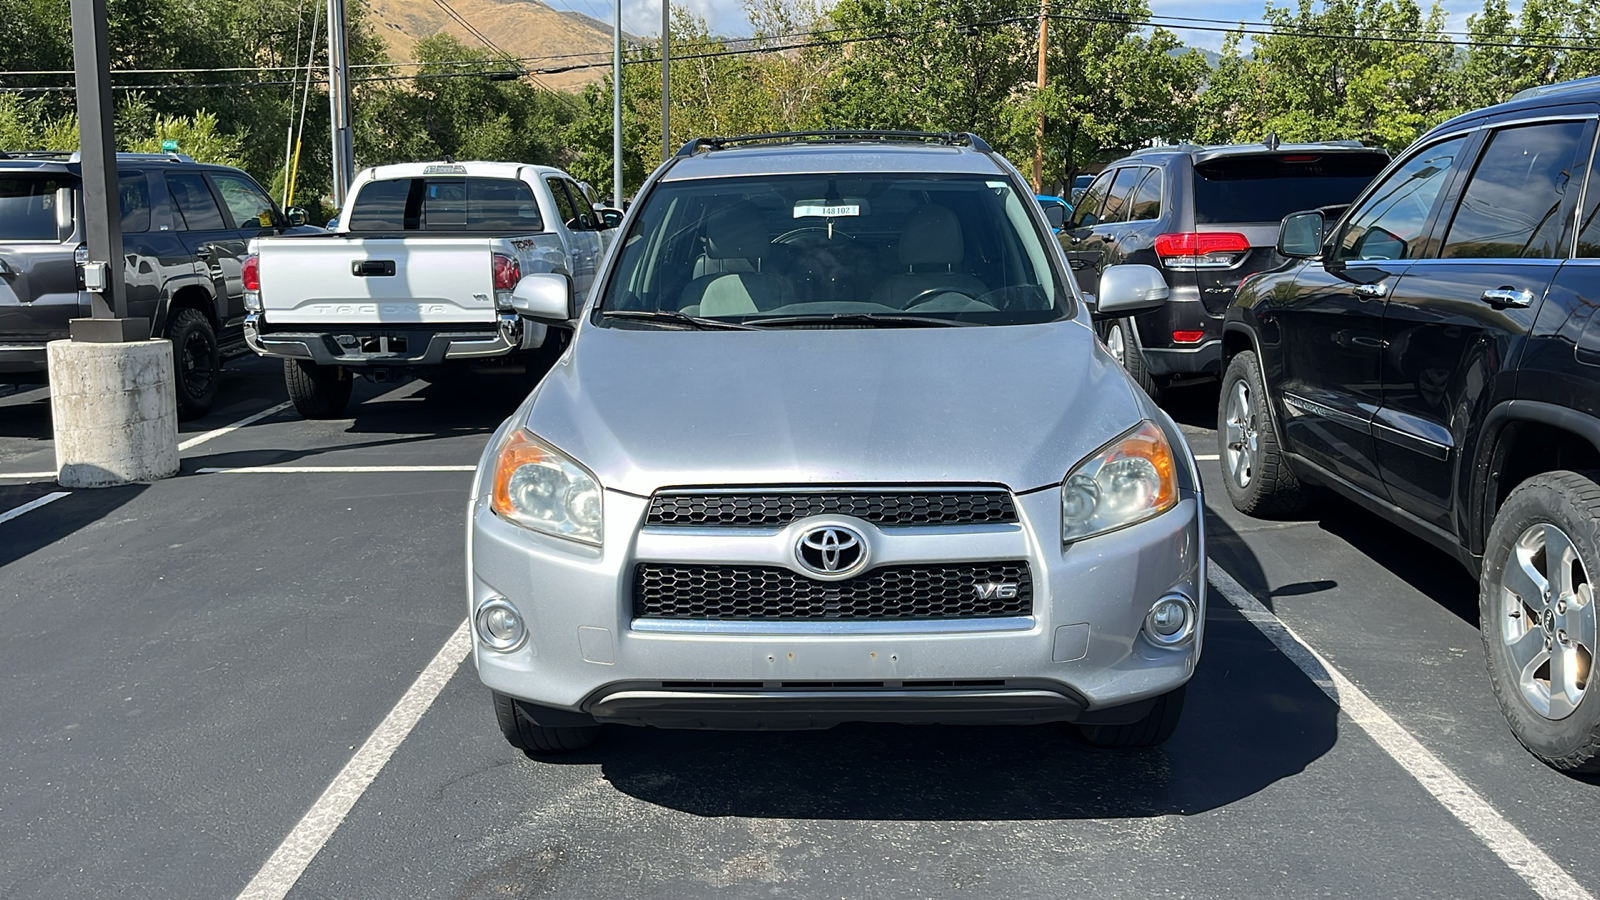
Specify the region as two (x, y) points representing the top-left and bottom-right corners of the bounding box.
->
(676, 130), (993, 156)
(1512, 75), (1600, 102)
(0, 150), (75, 160)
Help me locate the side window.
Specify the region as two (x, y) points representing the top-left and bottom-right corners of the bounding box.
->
(117, 171), (150, 234)
(1098, 168), (1143, 225)
(210, 173), (277, 230)
(1128, 168), (1162, 221)
(166, 172), (226, 231)
(547, 177), (577, 228)
(1336, 136), (1466, 262)
(1072, 172), (1114, 228)
(1581, 162), (1600, 257)
(563, 180), (597, 231)
(1441, 121), (1588, 260)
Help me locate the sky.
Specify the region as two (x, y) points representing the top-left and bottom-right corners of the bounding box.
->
(541, 0), (1503, 53)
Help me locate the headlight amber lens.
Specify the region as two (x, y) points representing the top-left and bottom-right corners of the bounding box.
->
(491, 429), (603, 545)
(1062, 420), (1179, 543)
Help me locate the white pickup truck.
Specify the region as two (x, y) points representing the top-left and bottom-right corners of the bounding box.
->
(243, 161), (615, 417)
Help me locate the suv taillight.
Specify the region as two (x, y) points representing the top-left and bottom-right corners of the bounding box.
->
(241, 254), (260, 291)
(1154, 232), (1251, 270)
(492, 253), (520, 292)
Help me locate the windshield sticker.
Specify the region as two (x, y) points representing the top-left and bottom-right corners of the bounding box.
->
(793, 203), (860, 218)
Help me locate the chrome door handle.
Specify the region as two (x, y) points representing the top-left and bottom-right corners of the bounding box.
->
(1481, 287), (1535, 308)
(1352, 282), (1387, 299)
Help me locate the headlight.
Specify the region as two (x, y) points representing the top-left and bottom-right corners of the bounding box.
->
(1061, 420), (1179, 543)
(490, 428), (603, 545)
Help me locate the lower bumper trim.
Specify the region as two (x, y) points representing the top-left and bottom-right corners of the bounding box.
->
(585, 687), (1086, 729)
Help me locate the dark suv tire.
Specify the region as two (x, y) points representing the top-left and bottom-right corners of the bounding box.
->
(167, 307), (218, 420)
(1480, 470), (1600, 773)
(1076, 685), (1186, 747)
(1218, 350), (1306, 516)
(1102, 317), (1166, 403)
(492, 691), (601, 754)
(283, 359), (353, 419)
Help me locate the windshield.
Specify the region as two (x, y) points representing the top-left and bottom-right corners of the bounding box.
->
(596, 173), (1070, 326)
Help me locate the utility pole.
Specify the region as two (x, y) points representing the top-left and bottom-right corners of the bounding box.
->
(327, 0), (354, 210)
(1033, 0), (1049, 192)
(69, 0), (128, 330)
(661, 0), (671, 161)
(613, 0), (624, 203)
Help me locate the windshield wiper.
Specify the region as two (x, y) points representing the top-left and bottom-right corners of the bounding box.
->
(601, 310), (757, 330)
(747, 313), (974, 328)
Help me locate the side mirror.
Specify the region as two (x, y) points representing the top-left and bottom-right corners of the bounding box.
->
(1096, 264), (1170, 315)
(1277, 210), (1325, 258)
(1043, 204), (1066, 231)
(510, 272), (575, 323)
(600, 209), (623, 230)
(283, 206), (308, 228)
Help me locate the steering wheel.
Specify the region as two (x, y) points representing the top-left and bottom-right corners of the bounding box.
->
(774, 225), (855, 244)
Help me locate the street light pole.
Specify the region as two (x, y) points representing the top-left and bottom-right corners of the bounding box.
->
(1033, 0), (1049, 193)
(613, 0), (624, 203)
(661, 0), (671, 161)
(327, 0), (354, 210)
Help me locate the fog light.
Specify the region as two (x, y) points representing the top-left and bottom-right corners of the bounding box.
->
(1145, 593), (1195, 645)
(475, 597), (527, 651)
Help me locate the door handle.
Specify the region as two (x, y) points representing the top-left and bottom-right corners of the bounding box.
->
(195, 245), (212, 260)
(1352, 282), (1387, 299)
(1481, 287), (1535, 308)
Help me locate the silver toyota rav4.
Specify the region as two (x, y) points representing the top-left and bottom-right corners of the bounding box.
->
(467, 131), (1203, 752)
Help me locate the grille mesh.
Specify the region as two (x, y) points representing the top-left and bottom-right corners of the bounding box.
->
(646, 490), (1017, 527)
(634, 562), (1032, 620)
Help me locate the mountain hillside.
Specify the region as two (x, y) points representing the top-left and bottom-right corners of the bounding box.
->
(356, 0), (619, 91)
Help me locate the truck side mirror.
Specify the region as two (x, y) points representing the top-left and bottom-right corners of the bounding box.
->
(1278, 211), (1325, 258)
(1095, 264), (1169, 315)
(511, 272), (575, 323)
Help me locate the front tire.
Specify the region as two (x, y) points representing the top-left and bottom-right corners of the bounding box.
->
(492, 692), (601, 754)
(167, 307), (218, 420)
(1103, 317), (1166, 403)
(1481, 471), (1600, 773)
(283, 359), (352, 419)
(1218, 350), (1305, 517)
(1076, 685), (1186, 748)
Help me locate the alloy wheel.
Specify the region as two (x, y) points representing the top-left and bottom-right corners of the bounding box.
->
(1105, 322), (1126, 366)
(1500, 522), (1595, 719)
(1224, 379), (1258, 489)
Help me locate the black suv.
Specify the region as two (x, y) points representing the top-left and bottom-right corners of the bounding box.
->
(0, 151), (315, 417)
(1064, 141), (1390, 399)
(1219, 75), (1600, 772)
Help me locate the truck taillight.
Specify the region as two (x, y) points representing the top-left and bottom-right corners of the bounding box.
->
(1154, 232), (1251, 270)
(492, 253), (520, 291)
(242, 254), (260, 291)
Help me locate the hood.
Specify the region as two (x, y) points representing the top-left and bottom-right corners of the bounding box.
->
(522, 320), (1145, 497)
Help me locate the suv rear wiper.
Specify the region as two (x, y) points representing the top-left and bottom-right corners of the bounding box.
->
(601, 310), (757, 330)
(747, 313), (974, 328)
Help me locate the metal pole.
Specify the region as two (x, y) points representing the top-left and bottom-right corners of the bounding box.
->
(660, 0), (670, 161)
(1033, 0), (1048, 193)
(69, 0), (132, 337)
(613, 0), (624, 203)
(327, 0), (354, 209)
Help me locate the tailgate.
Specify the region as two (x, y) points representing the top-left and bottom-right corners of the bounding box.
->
(257, 237), (498, 326)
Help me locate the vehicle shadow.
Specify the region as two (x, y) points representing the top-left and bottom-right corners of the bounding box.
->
(1314, 496), (1479, 627)
(1161, 380), (1220, 430)
(543, 602), (1337, 820)
(0, 386), (52, 441)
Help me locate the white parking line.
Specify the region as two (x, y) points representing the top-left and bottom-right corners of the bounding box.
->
(178, 401), (295, 452)
(0, 471), (58, 481)
(1192, 454), (1219, 461)
(0, 491), (68, 526)
(235, 620), (471, 900)
(197, 465), (475, 474)
(1208, 561), (1594, 900)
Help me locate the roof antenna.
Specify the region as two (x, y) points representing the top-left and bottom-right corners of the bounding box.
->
(1265, 132), (1280, 151)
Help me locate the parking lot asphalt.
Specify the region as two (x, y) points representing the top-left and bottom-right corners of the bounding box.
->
(2, 360), (1598, 899)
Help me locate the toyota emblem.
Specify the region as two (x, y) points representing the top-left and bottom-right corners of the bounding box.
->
(796, 525), (866, 577)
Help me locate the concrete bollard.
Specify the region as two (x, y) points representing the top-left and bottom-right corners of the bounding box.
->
(47, 338), (180, 488)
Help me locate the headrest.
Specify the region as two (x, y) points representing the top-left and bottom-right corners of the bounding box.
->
(899, 205), (964, 266)
(705, 201), (771, 260)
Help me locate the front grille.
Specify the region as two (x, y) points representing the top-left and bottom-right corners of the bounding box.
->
(633, 561), (1032, 620)
(645, 489), (1017, 528)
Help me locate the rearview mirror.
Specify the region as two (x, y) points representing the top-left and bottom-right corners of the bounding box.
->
(1277, 211), (1325, 258)
(1095, 264), (1169, 315)
(511, 272), (575, 323)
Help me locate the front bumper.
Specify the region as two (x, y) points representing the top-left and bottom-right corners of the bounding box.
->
(469, 486), (1204, 730)
(244, 313), (537, 367)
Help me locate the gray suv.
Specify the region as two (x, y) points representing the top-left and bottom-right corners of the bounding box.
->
(0, 151), (314, 417)
(468, 131), (1204, 752)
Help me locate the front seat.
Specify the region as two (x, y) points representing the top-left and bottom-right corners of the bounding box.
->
(678, 202), (792, 316)
(874, 204), (988, 307)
